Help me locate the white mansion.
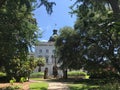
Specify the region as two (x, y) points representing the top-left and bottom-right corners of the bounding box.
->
(34, 30), (62, 76)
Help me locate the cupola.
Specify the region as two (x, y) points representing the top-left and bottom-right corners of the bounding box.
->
(48, 29), (58, 42)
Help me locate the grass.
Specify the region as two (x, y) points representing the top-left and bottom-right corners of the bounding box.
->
(68, 83), (98, 90)
(68, 71), (87, 76)
(30, 78), (44, 81)
(68, 70), (89, 79)
(30, 72), (44, 78)
(29, 82), (48, 90)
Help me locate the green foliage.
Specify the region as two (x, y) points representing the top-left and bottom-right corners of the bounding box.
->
(29, 82), (48, 90)
(0, 0), (39, 81)
(35, 57), (45, 72)
(55, 26), (82, 70)
(0, 72), (6, 77)
(90, 71), (120, 79)
(4, 57), (37, 81)
(20, 77), (26, 83)
(36, 57), (45, 66)
(68, 0), (120, 76)
(30, 72), (44, 78)
(68, 70), (89, 79)
(10, 80), (14, 85)
(0, 0), (55, 14)
(9, 77), (16, 85)
(71, 0), (119, 16)
(0, 0), (55, 82)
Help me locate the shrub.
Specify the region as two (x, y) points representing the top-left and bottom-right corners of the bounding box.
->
(30, 72), (44, 78)
(20, 77), (26, 83)
(10, 77), (16, 85)
(68, 71), (87, 76)
(67, 71), (89, 79)
(0, 72), (6, 77)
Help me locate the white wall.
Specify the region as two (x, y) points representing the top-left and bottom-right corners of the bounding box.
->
(34, 42), (58, 76)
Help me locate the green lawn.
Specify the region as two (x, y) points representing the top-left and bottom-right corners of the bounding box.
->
(29, 82), (48, 90)
(68, 83), (98, 90)
(30, 78), (44, 81)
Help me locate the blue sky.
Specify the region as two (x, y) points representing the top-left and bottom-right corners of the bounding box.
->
(33, 0), (76, 41)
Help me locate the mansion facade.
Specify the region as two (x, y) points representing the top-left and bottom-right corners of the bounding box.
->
(34, 30), (63, 77)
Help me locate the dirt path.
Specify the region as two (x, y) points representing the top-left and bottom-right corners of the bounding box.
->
(0, 79), (70, 90)
(48, 82), (70, 90)
(22, 82), (30, 90)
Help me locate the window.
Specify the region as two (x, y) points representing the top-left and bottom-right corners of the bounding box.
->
(51, 55), (54, 63)
(46, 49), (49, 53)
(39, 49), (42, 53)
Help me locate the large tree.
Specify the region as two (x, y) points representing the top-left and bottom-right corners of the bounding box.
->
(55, 26), (83, 79)
(71, 0), (120, 76)
(0, 0), (37, 80)
(52, 0), (120, 77)
(0, 0), (55, 80)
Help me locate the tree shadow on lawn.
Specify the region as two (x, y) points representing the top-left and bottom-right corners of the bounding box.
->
(45, 78), (110, 86)
(69, 85), (98, 90)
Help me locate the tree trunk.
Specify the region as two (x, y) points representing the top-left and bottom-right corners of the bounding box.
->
(63, 69), (68, 79)
(38, 66), (41, 72)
